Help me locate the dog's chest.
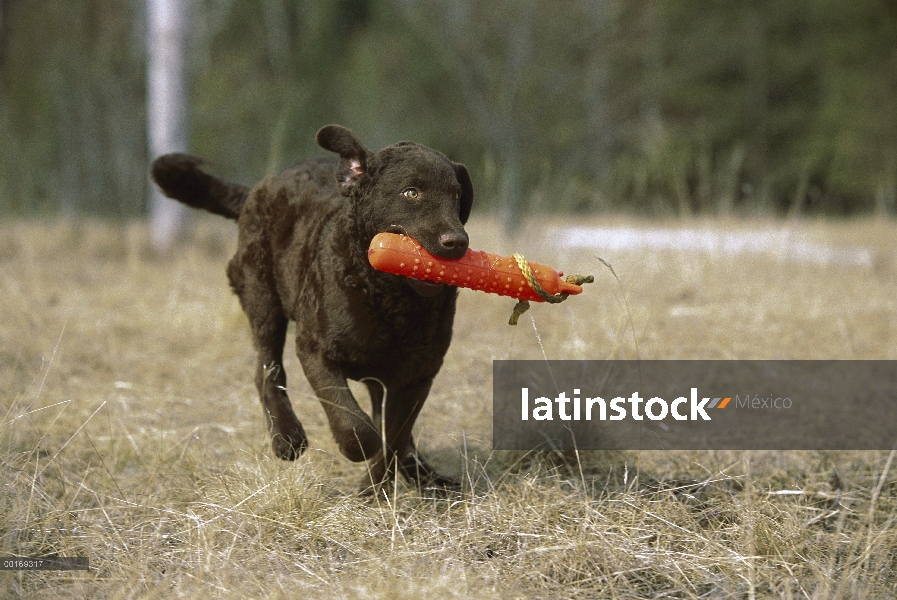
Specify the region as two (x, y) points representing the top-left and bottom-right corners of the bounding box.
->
(321, 292), (454, 384)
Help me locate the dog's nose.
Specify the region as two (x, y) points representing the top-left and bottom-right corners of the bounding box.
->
(439, 232), (469, 258)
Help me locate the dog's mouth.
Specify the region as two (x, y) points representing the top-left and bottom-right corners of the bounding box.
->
(406, 278), (444, 297)
(385, 224), (408, 236)
(382, 225), (445, 297)
(384, 224), (466, 258)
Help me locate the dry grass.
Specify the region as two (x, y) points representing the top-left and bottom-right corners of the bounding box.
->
(1, 215), (896, 598)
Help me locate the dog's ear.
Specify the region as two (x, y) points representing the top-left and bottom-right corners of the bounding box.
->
(316, 125), (372, 196)
(453, 162), (474, 224)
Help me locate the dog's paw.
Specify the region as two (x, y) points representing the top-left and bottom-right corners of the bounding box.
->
(271, 427), (308, 461)
(399, 455), (461, 491)
(334, 422), (382, 463)
(419, 473), (462, 491)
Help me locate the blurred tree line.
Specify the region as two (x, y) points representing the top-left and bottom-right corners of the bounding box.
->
(1, 0), (895, 220)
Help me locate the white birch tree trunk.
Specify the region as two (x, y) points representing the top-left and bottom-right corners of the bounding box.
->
(147, 0), (188, 252)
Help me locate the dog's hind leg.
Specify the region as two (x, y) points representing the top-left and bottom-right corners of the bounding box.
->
(228, 254), (307, 460)
(254, 321), (308, 461)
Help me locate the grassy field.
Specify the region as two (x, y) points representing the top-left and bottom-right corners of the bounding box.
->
(1, 215), (896, 598)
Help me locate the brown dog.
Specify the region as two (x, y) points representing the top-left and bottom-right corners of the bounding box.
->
(150, 125), (472, 489)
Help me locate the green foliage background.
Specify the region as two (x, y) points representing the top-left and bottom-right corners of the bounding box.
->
(1, 0), (895, 218)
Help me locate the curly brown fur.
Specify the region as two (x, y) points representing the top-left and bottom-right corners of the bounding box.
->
(151, 153), (249, 219)
(150, 125), (473, 491)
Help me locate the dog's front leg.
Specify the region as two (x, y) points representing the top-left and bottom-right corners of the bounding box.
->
(297, 351), (381, 462)
(362, 377), (455, 491)
(398, 438), (459, 490)
(362, 378), (460, 489)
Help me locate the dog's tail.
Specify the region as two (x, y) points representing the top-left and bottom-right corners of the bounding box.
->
(150, 153), (249, 220)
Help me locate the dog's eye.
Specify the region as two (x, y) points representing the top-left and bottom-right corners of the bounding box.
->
(402, 188), (420, 200)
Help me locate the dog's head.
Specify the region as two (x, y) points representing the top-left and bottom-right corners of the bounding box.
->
(317, 124), (473, 260)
